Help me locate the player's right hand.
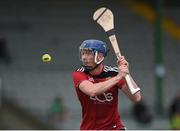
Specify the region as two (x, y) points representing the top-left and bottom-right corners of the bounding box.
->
(117, 56), (129, 78)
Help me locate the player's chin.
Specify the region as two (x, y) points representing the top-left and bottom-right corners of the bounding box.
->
(83, 64), (93, 68)
(83, 63), (94, 68)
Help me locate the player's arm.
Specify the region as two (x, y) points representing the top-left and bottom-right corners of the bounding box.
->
(117, 56), (141, 102)
(121, 75), (141, 102)
(79, 75), (123, 97)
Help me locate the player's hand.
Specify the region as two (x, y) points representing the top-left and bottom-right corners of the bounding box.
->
(117, 56), (129, 78)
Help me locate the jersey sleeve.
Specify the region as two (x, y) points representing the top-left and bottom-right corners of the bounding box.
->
(72, 71), (88, 89)
(117, 78), (126, 89)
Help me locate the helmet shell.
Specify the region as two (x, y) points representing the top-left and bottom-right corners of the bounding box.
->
(80, 39), (108, 56)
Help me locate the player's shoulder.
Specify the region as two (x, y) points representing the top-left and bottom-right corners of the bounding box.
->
(75, 66), (85, 72)
(104, 65), (118, 73)
(72, 66), (87, 78)
(99, 65), (118, 77)
(73, 66), (86, 75)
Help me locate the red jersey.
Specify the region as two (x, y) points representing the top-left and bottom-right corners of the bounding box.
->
(72, 65), (126, 130)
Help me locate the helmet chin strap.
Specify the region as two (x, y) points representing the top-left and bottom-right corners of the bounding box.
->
(94, 51), (104, 64)
(83, 51), (104, 72)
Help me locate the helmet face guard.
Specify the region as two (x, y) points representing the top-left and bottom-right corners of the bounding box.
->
(79, 39), (108, 72)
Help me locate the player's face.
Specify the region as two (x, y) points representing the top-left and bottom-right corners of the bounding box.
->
(81, 49), (96, 67)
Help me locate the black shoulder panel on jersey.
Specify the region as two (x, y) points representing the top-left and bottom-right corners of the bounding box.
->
(92, 66), (118, 78)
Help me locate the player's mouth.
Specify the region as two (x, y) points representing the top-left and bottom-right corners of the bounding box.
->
(83, 61), (93, 66)
(83, 62), (89, 65)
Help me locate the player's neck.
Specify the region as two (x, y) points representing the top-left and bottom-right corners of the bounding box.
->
(89, 64), (104, 76)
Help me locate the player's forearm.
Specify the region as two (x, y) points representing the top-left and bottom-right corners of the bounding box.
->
(123, 74), (142, 102)
(90, 75), (122, 96)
